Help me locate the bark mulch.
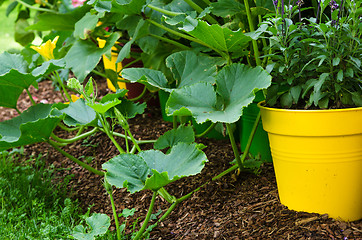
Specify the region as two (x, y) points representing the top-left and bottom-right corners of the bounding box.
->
(1, 80), (361, 239)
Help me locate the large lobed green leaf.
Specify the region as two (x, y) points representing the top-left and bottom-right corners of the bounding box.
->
(61, 99), (97, 126)
(142, 143), (207, 191)
(0, 104), (62, 151)
(154, 125), (195, 150)
(0, 52), (28, 74)
(103, 153), (150, 193)
(0, 53), (64, 109)
(60, 92), (145, 126)
(73, 12), (101, 40)
(87, 99), (122, 114)
(121, 51), (223, 92)
(187, 20), (252, 54)
(121, 67), (169, 90)
(166, 82), (217, 119)
(165, 51), (223, 89)
(210, 0), (245, 18)
(167, 64), (272, 123)
(72, 213), (110, 240)
(103, 143), (208, 193)
(111, 0), (147, 15)
(113, 100), (146, 119)
(27, 5), (91, 31)
(64, 32), (120, 82)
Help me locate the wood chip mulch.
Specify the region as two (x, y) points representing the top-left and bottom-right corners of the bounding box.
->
(1, 80), (361, 239)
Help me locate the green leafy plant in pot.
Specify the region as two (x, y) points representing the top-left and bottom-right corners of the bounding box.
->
(258, 0), (362, 221)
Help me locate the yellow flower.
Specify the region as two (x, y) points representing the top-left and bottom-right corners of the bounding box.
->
(30, 36), (59, 61)
(71, 94), (84, 102)
(65, 94), (84, 104)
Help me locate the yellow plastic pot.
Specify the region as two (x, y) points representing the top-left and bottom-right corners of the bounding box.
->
(98, 39), (126, 92)
(258, 102), (362, 221)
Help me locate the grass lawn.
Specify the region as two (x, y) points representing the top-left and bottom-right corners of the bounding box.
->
(0, 150), (84, 239)
(0, 3), (22, 53)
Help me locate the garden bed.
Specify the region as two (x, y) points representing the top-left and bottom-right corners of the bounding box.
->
(1, 80), (361, 239)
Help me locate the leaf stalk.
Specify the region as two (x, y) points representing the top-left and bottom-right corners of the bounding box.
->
(48, 139), (104, 176)
(226, 123), (243, 171)
(133, 191), (158, 240)
(240, 112), (261, 165)
(105, 181), (122, 240)
(244, 0), (262, 66)
(195, 122), (216, 138)
(50, 127), (98, 144)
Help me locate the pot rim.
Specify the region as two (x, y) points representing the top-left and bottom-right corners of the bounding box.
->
(257, 101), (362, 113)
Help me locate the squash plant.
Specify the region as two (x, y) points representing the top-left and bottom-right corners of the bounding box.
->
(0, 51), (271, 238)
(0, 70), (267, 239)
(0, 0), (275, 238)
(22, 0), (273, 86)
(108, 0), (274, 171)
(0, 70), (202, 235)
(122, 50), (272, 172)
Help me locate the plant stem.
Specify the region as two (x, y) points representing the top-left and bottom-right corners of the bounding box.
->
(244, 0), (262, 66)
(258, 15), (269, 67)
(128, 85), (147, 102)
(100, 129), (156, 144)
(106, 185), (122, 240)
(50, 127), (98, 144)
(106, 129), (125, 154)
(127, 130), (142, 153)
(54, 71), (71, 101)
(172, 116), (178, 129)
(75, 125), (85, 137)
(240, 112), (261, 165)
(177, 163), (239, 203)
(48, 140), (104, 176)
(183, 0), (219, 24)
(146, 19), (198, 44)
(124, 130), (129, 153)
(195, 122), (216, 138)
(158, 202), (178, 223)
(147, 4), (181, 17)
(158, 187), (176, 203)
(141, 202), (178, 238)
(142, 163), (241, 238)
(26, 89), (36, 105)
(212, 164), (239, 181)
(91, 69), (108, 79)
(146, 18), (226, 58)
(57, 122), (80, 132)
(122, 57), (142, 69)
(98, 114), (125, 154)
(133, 191), (157, 240)
(200, 0), (211, 5)
(149, 33), (190, 50)
(226, 123), (243, 171)
(15, 0), (57, 13)
(179, 116), (189, 125)
(46, 138), (68, 147)
(130, 145), (137, 154)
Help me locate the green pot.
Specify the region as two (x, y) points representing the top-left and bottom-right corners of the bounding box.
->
(192, 119), (228, 140)
(239, 92), (272, 162)
(158, 90), (190, 123)
(158, 90), (173, 122)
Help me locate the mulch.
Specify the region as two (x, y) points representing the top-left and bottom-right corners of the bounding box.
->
(1, 79), (361, 239)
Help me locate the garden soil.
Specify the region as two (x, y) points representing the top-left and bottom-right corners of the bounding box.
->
(1, 80), (361, 239)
